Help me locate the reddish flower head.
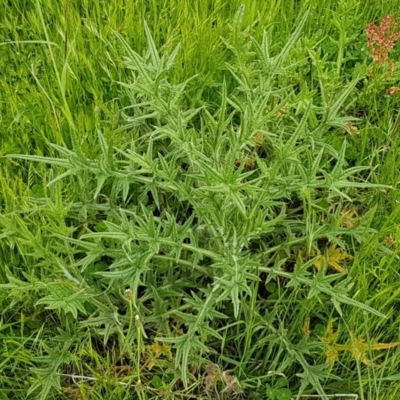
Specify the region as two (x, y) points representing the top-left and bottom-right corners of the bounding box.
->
(366, 15), (400, 75)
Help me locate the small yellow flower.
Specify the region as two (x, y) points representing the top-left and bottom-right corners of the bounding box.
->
(148, 342), (172, 359)
(320, 322), (399, 365)
(302, 317), (311, 339)
(340, 208), (359, 228)
(254, 132), (264, 145)
(145, 341), (173, 371)
(314, 244), (353, 273)
(325, 347), (339, 364)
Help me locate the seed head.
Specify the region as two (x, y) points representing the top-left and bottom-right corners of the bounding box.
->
(365, 15), (400, 75)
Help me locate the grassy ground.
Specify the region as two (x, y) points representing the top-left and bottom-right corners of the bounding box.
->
(1, 1), (400, 399)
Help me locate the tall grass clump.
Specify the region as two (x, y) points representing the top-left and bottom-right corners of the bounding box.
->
(2, 2), (400, 400)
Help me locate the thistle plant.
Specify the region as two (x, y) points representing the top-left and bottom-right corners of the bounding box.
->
(2, 3), (400, 400)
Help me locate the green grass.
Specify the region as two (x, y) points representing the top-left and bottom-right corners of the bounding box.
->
(2, 1), (400, 399)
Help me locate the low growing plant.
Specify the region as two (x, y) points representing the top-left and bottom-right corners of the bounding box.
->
(1, 6), (397, 400)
